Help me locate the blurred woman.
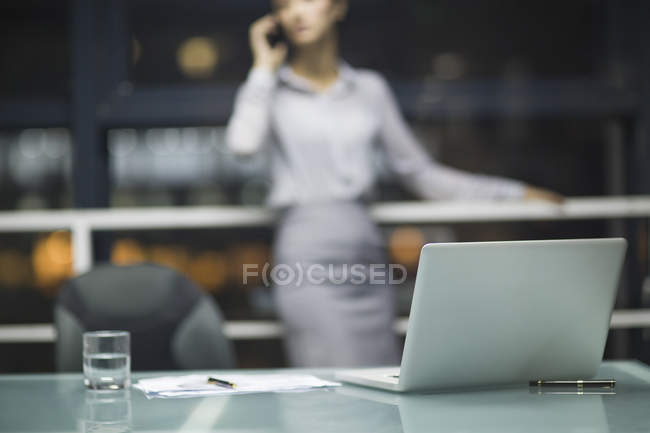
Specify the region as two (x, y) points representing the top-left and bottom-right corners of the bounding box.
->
(226, 0), (561, 367)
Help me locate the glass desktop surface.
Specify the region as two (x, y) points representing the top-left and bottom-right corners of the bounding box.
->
(1, 361), (649, 433)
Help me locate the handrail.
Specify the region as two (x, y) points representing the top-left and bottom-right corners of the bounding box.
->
(1, 196), (650, 232)
(0, 196), (649, 343)
(1, 196), (649, 274)
(1, 309), (650, 343)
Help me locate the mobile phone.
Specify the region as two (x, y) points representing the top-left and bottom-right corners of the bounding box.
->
(266, 22), (287, 47)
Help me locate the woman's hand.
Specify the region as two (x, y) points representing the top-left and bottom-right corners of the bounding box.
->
(524, 186), (565, 204)
(250, 15), (288, 71)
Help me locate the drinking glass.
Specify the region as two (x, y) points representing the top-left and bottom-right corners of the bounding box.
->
(83, 331), (131, 390)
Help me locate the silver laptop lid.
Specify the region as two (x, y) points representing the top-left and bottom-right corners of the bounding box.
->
(399, 238), (627, 391)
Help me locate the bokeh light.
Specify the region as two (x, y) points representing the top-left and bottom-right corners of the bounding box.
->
(0, 249), (31, 289)
(229, 243), (271, 288)
(32, 231), (73, 295)
(176, 36), (219, 79)
(149, 244), (190, 273)
(388, 226), (425, 270)
(111, 238), (147, 265)
(188, 250), (228, 293)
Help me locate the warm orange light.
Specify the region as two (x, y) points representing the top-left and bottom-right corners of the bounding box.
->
(0, 249), (31, 289)
(149, 244), (190, 273)
(111, 238), (147, 265)
(388, 226), (425, 270)
(188, 251), (228, 293)
(32, 231), (73, 295)
(229, 243), (270, 288)
(177, 36), (219, 79)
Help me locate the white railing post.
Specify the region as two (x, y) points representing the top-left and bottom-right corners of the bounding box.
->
(71, 219), (93, 274)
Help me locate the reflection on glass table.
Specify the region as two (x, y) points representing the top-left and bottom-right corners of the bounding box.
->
(80, 389), (131, 433)
(0, 361), (649, 433)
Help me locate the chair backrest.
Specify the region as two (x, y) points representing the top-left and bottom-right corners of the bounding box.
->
(55, 263), (235, 371)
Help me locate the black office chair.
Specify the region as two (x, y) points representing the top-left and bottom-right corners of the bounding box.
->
(55, 263), (235, 371)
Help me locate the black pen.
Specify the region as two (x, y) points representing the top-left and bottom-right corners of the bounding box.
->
(529, 379), (615, 388)
(207, 377), (237, 389)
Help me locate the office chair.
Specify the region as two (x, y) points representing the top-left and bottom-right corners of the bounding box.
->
(55, 263), (235, 371)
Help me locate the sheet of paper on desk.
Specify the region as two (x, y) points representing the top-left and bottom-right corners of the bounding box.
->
(134, 374), (341, 399)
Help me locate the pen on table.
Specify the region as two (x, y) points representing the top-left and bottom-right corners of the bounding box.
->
(207, 377), (237, 389)
(529, 379), (615, 388)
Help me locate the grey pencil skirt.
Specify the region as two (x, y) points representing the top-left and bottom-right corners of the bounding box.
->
(272, 201), (400, 367)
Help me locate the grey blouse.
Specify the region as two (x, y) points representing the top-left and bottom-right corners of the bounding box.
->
(225, 61), (525, 207)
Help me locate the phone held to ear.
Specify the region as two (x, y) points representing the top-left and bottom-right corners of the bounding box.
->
(267, 22), (287, 47)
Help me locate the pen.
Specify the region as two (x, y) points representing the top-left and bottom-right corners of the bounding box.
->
(530, 389), (616, 396)
(207, 377), (237, 389)
(529, 379), (615, 388)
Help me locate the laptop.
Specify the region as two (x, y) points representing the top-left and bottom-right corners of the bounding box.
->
(335, 238), (627, 392)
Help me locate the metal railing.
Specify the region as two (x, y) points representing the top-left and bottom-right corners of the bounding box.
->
(1, 195), (649, 342)
(1, 310), (650, 343)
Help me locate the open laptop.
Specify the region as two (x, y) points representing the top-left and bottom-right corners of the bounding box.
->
(335, 238), (627, 392)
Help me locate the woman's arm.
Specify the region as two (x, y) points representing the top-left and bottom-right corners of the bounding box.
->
(225, 15), (287, 156)
(373, 73), (557, 201)
(225, 67), (278, 155)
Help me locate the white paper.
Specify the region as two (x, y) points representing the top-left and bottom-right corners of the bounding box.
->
(133, 373), (341, 399)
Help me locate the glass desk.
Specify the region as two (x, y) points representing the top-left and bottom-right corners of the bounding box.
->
(1, 361), (649, 432)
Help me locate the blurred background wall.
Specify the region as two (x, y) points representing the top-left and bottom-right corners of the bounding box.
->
(0, 0), (648, 372)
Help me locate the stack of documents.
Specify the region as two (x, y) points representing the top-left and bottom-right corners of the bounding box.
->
(134, 373), (341, 399)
